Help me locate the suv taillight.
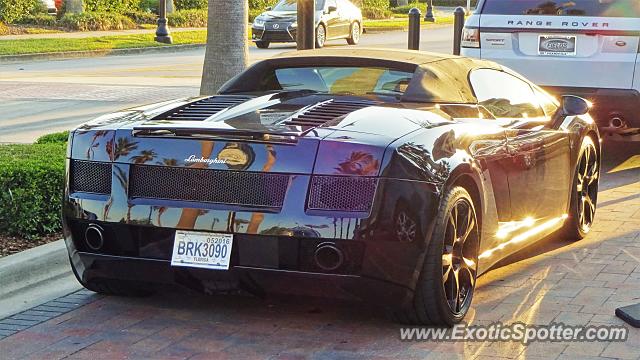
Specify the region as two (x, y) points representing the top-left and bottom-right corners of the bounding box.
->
(461, 27), (480, 48)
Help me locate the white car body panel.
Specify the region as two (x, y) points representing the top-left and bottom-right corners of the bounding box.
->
(463, 14), (640, 90)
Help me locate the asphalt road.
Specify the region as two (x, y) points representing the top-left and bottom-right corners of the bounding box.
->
(0, 26), (454, 143)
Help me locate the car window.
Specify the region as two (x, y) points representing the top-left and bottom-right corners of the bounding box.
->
(261, 66), (414, 97)
(470, 69), (546, 119)
(273, 0), (326, 11)
(481, 0), (640, 17)
(326, 0), (337, 9)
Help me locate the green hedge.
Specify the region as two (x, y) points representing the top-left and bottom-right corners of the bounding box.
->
(168, 9), (207, 28)
(0, 0), (45, 24)
(60, 12), (137, 31)
(249, 0), (278, 10)
(0, 139), (66, 239)
(83, 0), (139, 13)
(174, 0), (207, 10)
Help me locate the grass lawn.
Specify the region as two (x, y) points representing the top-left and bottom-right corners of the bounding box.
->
(0, 30), (207, 56)
(363, 14), (455, 28)
(0, 16), (455, 57)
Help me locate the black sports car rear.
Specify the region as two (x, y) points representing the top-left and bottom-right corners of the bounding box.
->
(63, 49), (600, 325)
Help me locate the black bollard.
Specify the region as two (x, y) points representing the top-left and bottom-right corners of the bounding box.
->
(155, 0), (172, 44)
(408, 7), (421, 50)
(453, 6), (465, 55)
(297, 0), (316, 50)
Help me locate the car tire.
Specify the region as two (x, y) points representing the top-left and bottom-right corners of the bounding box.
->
(391, 186), (480, 326)
(255, 41), (270, 49)
(346, 21), (361, 45)
(315, 24), (326, 48)
(561, 136), (599, 240)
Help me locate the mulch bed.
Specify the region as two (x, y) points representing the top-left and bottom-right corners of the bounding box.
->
(0, 233), (62, 258)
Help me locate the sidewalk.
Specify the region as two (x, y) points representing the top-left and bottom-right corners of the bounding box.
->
(0, 27), (204, 41)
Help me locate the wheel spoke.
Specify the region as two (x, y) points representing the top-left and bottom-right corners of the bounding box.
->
(453, 268), (462, 312)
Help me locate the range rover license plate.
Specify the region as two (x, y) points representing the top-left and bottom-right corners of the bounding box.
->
(538, 35), (577, 56)
(171, 231), (233, 270)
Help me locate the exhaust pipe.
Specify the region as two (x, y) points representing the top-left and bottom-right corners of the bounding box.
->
(609, 114), (627, 129)
(314, 243), (344, 271)
(85, 224), (104, 251)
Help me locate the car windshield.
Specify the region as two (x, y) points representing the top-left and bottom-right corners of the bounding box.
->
(481, 0), (640, 17)
(273, 0), (326, 11)
(259, 66), (415, 97)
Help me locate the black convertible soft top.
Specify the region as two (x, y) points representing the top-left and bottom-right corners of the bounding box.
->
(218, 48), (503, 104)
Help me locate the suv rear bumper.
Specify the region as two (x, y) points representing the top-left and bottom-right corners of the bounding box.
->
(543, 86), (640, 130)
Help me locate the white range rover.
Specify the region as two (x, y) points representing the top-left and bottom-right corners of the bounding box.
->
(461, 0), (640, 135)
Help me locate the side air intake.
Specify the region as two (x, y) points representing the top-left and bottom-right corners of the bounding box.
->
(285, 100), (378, 127)
(153, 95), (253, 121)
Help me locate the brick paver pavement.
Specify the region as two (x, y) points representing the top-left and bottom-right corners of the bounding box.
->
(0, 141), (638, 360)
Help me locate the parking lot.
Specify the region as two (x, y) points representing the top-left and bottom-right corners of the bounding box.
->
(0, 140), (638, 360)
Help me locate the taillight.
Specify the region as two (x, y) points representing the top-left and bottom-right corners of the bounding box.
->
(461, 27), (480, 48)
(308, 176), (377, 212)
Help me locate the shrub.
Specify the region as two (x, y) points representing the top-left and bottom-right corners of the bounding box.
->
(16, 14), (58, 27)
(249, 0), (278, 10)
(124, 10), (158, 25)
(138, 0), (158, 13)
(60, 12), (137, 31)
(362, 7), (392, 19)
(0, 143), (66, 239)
(83, 0), (140, 13)
(167, 9), (207, 28)
(174, 0), (207, 11)
(362, 0), (389, 9)
(0, 21), (8, 35)
(0, 0), (46, 24)
(36, 131), (70, 144)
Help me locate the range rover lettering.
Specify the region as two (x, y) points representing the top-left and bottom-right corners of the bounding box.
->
(64, 49), (600, 325)
(461, 0), (640, 137)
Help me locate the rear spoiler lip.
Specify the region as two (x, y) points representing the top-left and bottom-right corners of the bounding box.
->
(131, 126), (306, 145)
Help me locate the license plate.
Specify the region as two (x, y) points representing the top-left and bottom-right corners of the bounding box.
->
(171, 231), (233, 270)
(538, 35), (577, 56)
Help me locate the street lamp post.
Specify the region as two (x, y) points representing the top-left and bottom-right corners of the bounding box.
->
(155, 0), (173, 44)
(424, 0), (435, 22)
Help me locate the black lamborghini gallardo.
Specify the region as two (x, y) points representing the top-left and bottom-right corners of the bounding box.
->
(63, 49), (600, 325)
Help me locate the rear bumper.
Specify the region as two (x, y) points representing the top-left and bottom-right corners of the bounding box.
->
(68, 250), (413, 307)
(543, 86), (640, 130)
(64, 217), (415, 308)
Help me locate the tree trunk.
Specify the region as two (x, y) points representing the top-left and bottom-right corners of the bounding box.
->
(166, 0), (175, 14)
(200, 0), (249, 95)
(65, 0), (84, 14)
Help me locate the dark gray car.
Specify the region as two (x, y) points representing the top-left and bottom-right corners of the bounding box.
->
(252, 0), (363, 49)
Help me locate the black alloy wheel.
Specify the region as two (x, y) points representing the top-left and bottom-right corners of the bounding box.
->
(562, 136), (599, 240)
(392, 186), (479, 326)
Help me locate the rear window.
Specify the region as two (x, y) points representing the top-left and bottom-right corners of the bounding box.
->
(481, 0), (640, 17)
(259, 67), (415, 97)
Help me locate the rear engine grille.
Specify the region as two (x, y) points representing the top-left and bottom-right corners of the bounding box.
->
(285, 100), (378, 127)
(154, 95), (253, 121)
(71, 160), (112, 194)
(129, 165), (290, 208)
(308, 176), (378, 212)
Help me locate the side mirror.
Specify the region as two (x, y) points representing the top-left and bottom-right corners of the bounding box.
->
(266, 6), (272, 11)
(550, 95), (591, 129)
(327, 5), (337, 13)
(561, 95), (590, 116)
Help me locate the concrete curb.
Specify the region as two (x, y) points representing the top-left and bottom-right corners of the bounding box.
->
(0, 239), (81, 319)
(0, 43), (205, 64)
(0, 239), (71, 298)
